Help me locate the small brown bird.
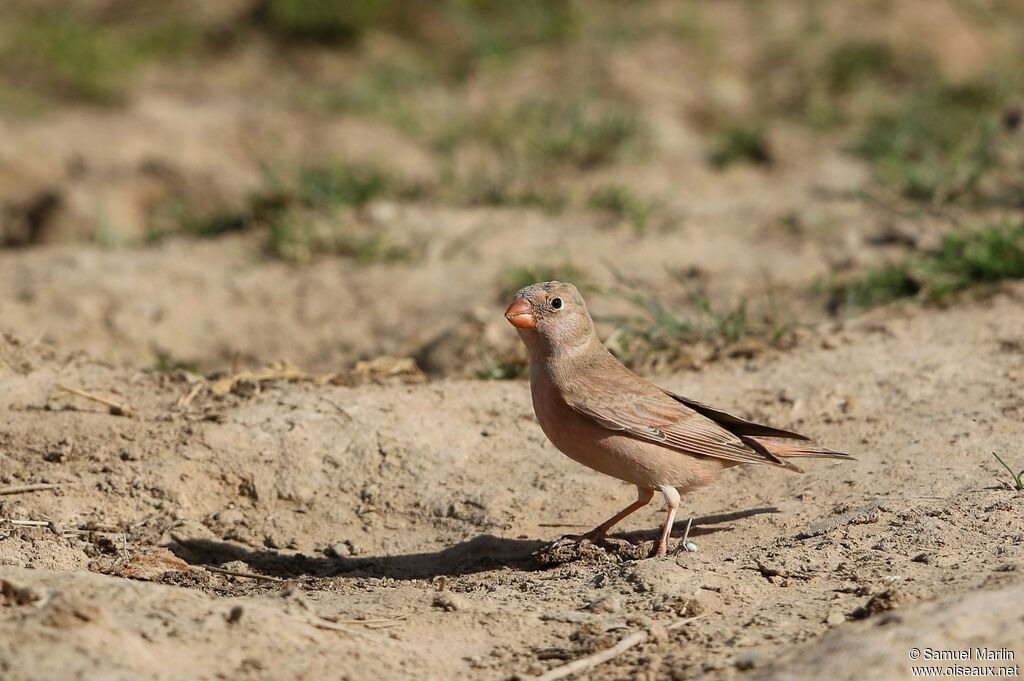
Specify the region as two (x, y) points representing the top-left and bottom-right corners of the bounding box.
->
(505, 281), (851, 557)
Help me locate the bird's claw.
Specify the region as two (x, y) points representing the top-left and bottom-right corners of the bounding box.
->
(552, 530), (608, 547)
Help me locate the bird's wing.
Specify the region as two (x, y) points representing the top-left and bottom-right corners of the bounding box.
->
(561, 368), (789, 468)
(660, 389), (810, 440)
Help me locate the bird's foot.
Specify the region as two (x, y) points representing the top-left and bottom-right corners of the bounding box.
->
(668, 515), (699, 556)
(580, 527), (610, 545)
(551, 528), (608, 549)
(651, 538), (700, 558)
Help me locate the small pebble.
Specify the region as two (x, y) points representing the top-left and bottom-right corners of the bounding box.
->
(735, 651), (762, 670)
(324, 543), (351, 558)
(683, 542), (699, 553)
(432, 593), (464, 612)
(226, 605), (244, 624)
(586, 595), (622, 614)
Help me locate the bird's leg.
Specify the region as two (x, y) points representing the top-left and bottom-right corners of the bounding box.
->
(653, 486), (681, 558)
(579, 487), (654, 544)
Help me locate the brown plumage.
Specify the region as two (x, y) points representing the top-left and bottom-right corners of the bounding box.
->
(506, 281), (852, 557)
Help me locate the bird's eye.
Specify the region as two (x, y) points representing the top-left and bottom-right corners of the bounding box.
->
(551, 297), (563, 309)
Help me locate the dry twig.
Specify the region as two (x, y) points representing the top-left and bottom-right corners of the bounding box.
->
(538, 523), (589, 528)
(200, 566), (285, 583)
(176, 381), (205, 408)
(294, 615), (408, 639)
(0, 483), (62, 496)
(0, 519), (51, 528)
(56, 384), (136, 418)
(288, 615), (404, 646)
(529, 615), (705, 681)
(329, 615), (409, 626)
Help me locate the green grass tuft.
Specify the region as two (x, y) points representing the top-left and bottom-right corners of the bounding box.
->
(610, 288), (749, 348)
(146, 161), (421, 263)
(297, 164), (396, 209)
(455, 171), (567, 211)
(475, 357), (528, 381)
(992, 452), (1024, 492)
(824, 41), (897, 95)
(441, 0), (578, 62)
(260, 0), (577, 61)
(146, 200), (248, 243)
(441, 95), (643, 208)
(709, 124), (772, 168)
(830, 221), (1024, 312)
(853, 80), (1009, 204)
(499, 262), (586, 300)
(486, 96), (643, 169)
(0, 13), (201, 103)
(266, 208), (416, 263)
(599, 276), (756, 368)
(589, 184), (654, 233)
(151, 345), (200, 373)
(259, 162), (418, 262)
(261, 0), (394, 42)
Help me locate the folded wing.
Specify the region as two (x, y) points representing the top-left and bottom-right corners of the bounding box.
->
(561, 373), (797, 470)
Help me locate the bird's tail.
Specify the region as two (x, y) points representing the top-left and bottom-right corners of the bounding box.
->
(740, 436), (855, 474)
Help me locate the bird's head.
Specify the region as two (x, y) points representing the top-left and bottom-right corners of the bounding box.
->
(504, 281), (595, 353)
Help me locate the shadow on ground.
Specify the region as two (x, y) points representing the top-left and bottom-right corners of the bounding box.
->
(168, 534), (547, 580)
(167, 506), (779, 580)
(616, 505), (780, 543)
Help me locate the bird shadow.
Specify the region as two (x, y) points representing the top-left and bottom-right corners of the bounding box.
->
(166, 506), (779, 581)
(168, 533), (547, 581)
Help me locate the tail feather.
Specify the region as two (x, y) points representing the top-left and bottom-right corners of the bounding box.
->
(741, 435), (854, 474)
(658, 388), (855, 472)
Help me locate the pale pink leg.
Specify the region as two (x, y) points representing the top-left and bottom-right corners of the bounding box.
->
(653, 486), (681, 558)
(582, 487), (654, 543)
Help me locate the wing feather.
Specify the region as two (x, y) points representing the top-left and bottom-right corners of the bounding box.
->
(562, 376), (788, 468)
(661, 389), (811, 440)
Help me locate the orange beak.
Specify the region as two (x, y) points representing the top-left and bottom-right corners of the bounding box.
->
(505, 298), (536, 329)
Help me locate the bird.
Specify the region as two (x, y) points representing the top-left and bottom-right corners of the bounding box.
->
(504, 281), (852, 558)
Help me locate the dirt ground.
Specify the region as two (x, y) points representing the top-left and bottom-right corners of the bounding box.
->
(3, 283), (1023, 680)
(2, 1), (1024, 679)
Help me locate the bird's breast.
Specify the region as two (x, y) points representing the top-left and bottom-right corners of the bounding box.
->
(527, 362), (727, 491)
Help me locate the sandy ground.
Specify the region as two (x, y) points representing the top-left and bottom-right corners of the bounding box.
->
(2, 282), (1022, 680)
(0, 146), (868, 377)
(2, 2), (1023, 678)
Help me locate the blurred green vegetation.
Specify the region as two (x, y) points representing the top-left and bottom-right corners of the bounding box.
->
(732, 30), (1023, 204)
(0, 11), (201, 104)
(443, 95), (645, 208)
(261, 0), (578, 63)
(264, 165), (423, 262)
(147, 161), (424, 263)
(0, 0), (580, 107)
(607, 286), (750, 351)
(991, 452), (1024, 492)
(260, 0), (394, 42)
(481, 97), (639, 169)
(2, 0), (1022, 313)
(498, 261), (588, 301)
(709, 124), (772, 169)
(589, 185), (654, 233)
(266, 211), (418, 263)
(828, 221), (1024, 313)
(431, 0), (578, 63)
(853, 79), (1017, 205)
